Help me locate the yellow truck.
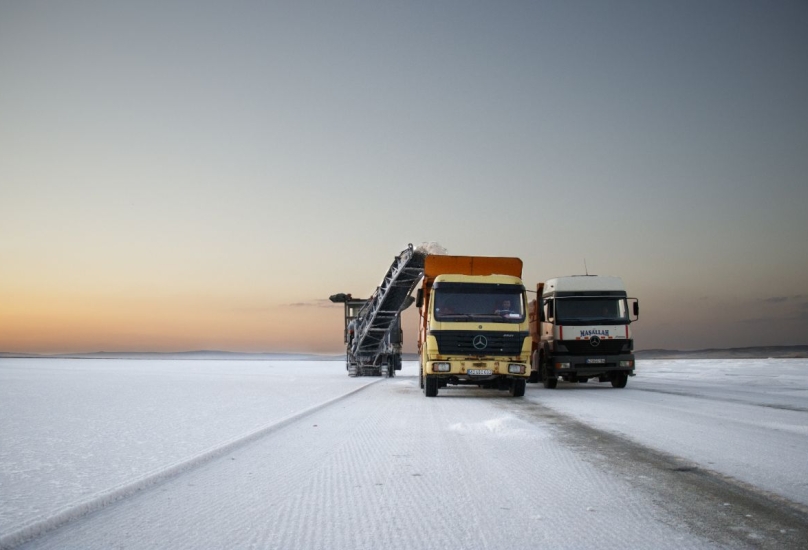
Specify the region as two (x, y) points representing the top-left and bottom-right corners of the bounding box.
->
(416, 255), (531, 397)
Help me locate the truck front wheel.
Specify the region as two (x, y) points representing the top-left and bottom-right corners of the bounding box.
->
(611, 372), (628, 388)
(510, 378), (526, 397)
(541, 355), (558, 389)
(424, 375), (438, 397)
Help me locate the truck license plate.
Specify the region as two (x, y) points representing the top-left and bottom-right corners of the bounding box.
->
(586, 358), (605, 364)
(468, 369), (493, 376)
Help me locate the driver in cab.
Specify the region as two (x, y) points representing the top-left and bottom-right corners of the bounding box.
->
(495, 299), (512, 315)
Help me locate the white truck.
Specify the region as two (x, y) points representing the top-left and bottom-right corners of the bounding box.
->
(529, 275), (639, 388)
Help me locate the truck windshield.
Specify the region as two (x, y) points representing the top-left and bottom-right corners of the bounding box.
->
(434, 285), (525, 323)
(555, 298), (628, 324)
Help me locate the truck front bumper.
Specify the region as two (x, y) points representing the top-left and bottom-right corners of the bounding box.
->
(426, 358), (530, 380)
(550, 354), (635, 376)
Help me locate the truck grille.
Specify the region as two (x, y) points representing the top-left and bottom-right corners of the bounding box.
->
(563, 339), (632, 354)
(432, 331), (528, 356)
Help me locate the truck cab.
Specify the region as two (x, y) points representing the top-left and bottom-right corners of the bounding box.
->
(531, 276), (639, 388)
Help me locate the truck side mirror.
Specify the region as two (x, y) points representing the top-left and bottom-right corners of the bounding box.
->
(546, 300), (554, 321)
(632, 300), (639, 318)
(416, 288), (423, 308)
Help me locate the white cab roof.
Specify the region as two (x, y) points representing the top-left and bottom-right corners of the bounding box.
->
(544, 275), (626, 293)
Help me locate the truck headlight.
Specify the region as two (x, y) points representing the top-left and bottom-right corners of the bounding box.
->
(433, 362), (451, 372)
(555, 362), (570, 369)
(620, 360), (634, 367)
(508, 364), (525, 374)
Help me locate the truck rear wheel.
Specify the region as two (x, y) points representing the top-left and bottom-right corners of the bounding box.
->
(424, 375), (438, 397)
(540, 357), (558, 389)
(527, 352), (540, 383)
(611, 373), (628, 388)
(510, 378), (526, 397)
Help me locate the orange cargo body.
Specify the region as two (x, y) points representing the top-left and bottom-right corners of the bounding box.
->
(423, 255), (522, 279)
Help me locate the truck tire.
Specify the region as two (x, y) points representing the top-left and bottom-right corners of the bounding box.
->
(510, 378), (526, 397)
(540, 356), (558, 389)
(611, 373), (628, 388)
(424, 375), (438, 397)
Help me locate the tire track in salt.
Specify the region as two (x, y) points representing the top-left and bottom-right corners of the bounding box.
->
(630, 386), (808, 412)
(508, 399), (808, 550)
(0, 379), (382, 550)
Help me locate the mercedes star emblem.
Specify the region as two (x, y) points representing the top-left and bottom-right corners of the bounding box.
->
(472, 335), (488, 350)
(589, 335), (601, 347)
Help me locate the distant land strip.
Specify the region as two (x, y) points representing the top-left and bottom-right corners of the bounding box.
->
(1, 346), (807, 360)
(0, 351), (345, 361)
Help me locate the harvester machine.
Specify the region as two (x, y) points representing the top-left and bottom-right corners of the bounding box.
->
(330, 244), (426, 376)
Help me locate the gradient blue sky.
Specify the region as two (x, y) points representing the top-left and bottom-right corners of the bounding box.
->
(2, 1), (807, 353)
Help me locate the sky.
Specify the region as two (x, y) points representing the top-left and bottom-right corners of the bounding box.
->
(1, 1), (807, 354)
